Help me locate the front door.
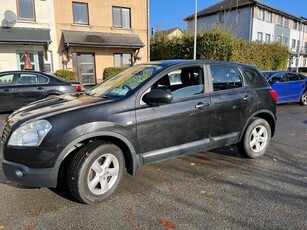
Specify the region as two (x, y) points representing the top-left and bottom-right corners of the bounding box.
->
(12, 72), (47, 107)
(0, 73), (15, 111)
(285, 72), (305, 102)
(135, 66), (212, 163)
(76, 53), (96, 86)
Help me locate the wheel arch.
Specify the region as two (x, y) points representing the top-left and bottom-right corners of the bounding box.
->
(239, 110), (276, 142)
(51, 132), (140, 187)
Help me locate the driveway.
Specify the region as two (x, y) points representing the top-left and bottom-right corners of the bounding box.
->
(0, 105), (307, 229)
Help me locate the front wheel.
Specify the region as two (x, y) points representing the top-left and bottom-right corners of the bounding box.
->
(67, 141), (125, 204)
(237, 118), (271, 158)
(300, 91), (307, 106)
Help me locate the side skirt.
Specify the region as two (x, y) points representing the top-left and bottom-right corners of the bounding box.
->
(140, 132), (239, 165)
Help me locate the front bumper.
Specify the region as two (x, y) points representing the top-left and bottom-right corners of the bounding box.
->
(2, 160), (56, 187)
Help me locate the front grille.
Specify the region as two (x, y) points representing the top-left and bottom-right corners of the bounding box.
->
(2, 123), (11, 144)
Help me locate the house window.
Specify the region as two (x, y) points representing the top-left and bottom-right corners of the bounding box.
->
(257, 32), (263, 41)
(258, 8), (264, 20)
(114, 53), (132, 67)
(304, 42), (307, 53)
(73, 2), (89, 25)
(303, 59), (306, 67)
(112, 7), (131, 29)
(17, 0), (35, 20)
(17, 51), (44, 71)
(265, 12), (272, 22)
(283, 37), (288, 46)
(218, 12), (224, 23)
(277, 36), (282, 43)
(265, 34), (271, 43)
(292, 39), (296, 49)
(293, 21), (298, 30)
(284, 18), (289, 28)
(277, 15), (283, 26)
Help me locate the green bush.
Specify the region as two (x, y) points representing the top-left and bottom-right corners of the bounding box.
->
(103, 67), (128, 80)
(150, 28), (289, 71)
(55, 69), (78, 81)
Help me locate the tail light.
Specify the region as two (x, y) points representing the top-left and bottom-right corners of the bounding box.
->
(71, 84), (81, 91)
(269, 89), (278, 102)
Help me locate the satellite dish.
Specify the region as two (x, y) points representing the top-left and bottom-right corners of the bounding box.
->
(3, 10), (17, 27)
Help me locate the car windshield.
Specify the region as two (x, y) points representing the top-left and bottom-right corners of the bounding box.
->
(87, 64), (162, 97)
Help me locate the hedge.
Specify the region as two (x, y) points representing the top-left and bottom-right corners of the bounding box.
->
(54, 69), (78, 81)
(151, 28), (289, 71)
(103, 67), (128, 80)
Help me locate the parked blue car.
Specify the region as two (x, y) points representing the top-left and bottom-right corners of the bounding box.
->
(262, 71), (307, 106)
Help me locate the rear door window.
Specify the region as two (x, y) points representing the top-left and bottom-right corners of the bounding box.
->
(287, 73), (300, 82)
(210, 65), (242, 91)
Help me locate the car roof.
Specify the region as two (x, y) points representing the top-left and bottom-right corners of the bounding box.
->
(0, 70), (66, 83)
(262, 71), (293, 74)
(142, 59), (257, 68)
(0, 70), (53, 76)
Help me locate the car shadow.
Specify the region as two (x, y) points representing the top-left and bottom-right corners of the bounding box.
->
(48, 177), (79, 203)
(207, 145), (247, 158)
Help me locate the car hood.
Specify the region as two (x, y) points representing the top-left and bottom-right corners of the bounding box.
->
(7, 93), (112, 127)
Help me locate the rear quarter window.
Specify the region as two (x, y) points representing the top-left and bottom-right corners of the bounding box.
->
(243, 68), (269, 88)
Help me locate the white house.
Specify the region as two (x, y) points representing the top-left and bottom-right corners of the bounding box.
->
(184, 0), (307, 70)
(0, 0), (58, 72)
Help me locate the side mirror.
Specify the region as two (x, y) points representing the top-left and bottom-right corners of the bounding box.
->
(143, 89), (173, 105)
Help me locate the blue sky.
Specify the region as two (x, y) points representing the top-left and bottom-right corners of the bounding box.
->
(150, 0), (307, 31)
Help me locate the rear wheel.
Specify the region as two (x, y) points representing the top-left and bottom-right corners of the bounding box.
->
(300, 91), (307, 106)
(67, 141), (124, 204)
(237, 118), (271, 158)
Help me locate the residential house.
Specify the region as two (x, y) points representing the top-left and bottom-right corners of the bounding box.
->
(184, 0), (307, 70)
(0, 0), (148, 87)
(0, 0), (58, 72)
(152, 27), (184, 39)
(53, 0), (148, 86)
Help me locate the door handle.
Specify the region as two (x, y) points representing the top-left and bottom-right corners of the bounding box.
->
(37, 87), (45, 90)
(195, 102), (209, 110)
(4, 88), (12, 92)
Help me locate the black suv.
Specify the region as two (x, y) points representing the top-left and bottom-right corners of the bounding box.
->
(1, 60), (277, 204)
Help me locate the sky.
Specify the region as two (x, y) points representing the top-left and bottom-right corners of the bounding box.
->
(150, 0), (307, 31)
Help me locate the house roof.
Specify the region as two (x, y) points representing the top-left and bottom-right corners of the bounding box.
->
(152, 27), (183, 39)
(184, 0), (304, 21)
(0, 27), (51, 45)
(62, 30), (144, 49)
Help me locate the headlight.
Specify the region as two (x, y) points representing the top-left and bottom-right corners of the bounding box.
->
(8, 120), (52, 147)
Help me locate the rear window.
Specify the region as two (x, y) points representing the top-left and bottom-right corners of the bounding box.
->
(243, 68), (269, 88)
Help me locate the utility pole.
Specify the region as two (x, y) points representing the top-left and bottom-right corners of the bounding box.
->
(296, 18), (307, 72)
(193, 0), (198, 60)
(147, 0), (150, 62)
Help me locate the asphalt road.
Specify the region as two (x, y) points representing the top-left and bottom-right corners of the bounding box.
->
(0, 104), (306, 230)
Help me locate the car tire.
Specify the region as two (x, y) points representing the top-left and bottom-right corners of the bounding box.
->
(67, 141), (125, 204)
(300, 91), (307, 106)
(237, 118), (271, 158)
